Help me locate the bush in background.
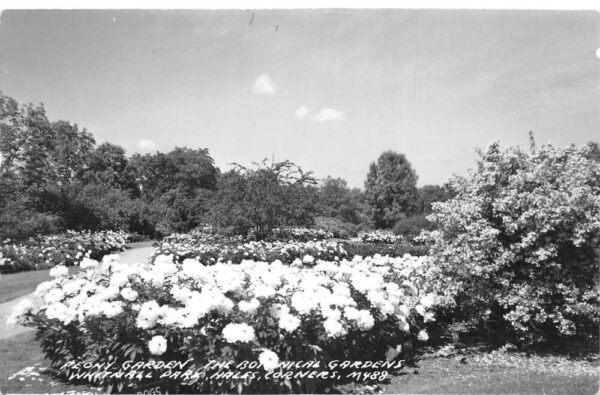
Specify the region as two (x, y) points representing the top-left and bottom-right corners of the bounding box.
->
(393, 215), (435, 240)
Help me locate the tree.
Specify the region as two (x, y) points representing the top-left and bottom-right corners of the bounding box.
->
(318, 176), (364, 224)
(416, 184), (454, 215)
(0, 93), (96, 238)
(424, 140), (600, 344)
(130, 147), (218, 199)
(210, 160), (317, 239)
(81, 142), (136, 192)
(364, 151), (418, 228)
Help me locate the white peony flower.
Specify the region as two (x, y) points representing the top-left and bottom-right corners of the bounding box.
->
(148, 335), (167, 355)
(120, 287), (138, 302)
(414, 304), (426, 316)
(401, 280), (418, 296)
(356, 310), (375, 331)
(323, 318), (347, 337)
(7, 299), (34, 327)
(238, 298), (260, 315)
(420, 294), (435, 308)
(278, 313), (301, 333)
(222, 323), (256, 343)
(417, 329), (429, 342)
(302, 255), (315, 265)
(258, 349), (280, 371)
(270, 303), (290, 319)
(136, 301), (161, 329)
(79, 258), (98, 270)
(49, 265), (69, 278)
(397, 317), (410, 332)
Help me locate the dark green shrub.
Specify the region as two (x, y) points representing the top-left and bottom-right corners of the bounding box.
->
(393, 215), (434, 239)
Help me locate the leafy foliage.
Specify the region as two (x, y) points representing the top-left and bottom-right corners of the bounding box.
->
(210, 160), (318, 240)
(364, 151), (419, 229)
(15, 253), (434, 393)
(423, 140), (600, 344)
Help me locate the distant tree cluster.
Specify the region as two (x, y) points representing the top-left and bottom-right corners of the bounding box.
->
(0, 92), (454, 240)
(0, 93), (218, 239)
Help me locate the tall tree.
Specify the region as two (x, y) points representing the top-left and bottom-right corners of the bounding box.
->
(318, 176), (364, 224)
(81, 142), (136, 192)
(210, 160), (317, 239)
(364, 150), (418, 228)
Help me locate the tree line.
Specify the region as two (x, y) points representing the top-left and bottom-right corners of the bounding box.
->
(0, 93), (451, 240)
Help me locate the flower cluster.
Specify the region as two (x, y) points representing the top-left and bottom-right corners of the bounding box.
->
(151, 238), (348, 265)
(0, 230), (130, 274)
(360, 230), (404, 244)
(423, 142), (600, 344)
(272, 227), (334, 242)
(12, 252), (434, 393)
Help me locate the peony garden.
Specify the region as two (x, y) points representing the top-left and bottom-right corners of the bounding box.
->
(0, 90), (599, 394)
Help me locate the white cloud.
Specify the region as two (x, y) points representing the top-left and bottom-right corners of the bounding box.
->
(310, 108), (346, 122)
(137, 139), (158, 153)
(294, 105), (310, 120)
(252, 73), (277, 95)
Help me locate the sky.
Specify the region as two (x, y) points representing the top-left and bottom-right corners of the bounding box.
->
(0, 9), (598, 188)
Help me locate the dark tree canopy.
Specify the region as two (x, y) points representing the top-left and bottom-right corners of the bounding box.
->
(364, 150), (419, 229)
(318, 176), (364, 225)
(210, 160), (317, 240)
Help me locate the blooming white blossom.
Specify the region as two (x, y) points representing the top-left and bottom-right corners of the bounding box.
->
(417, 329), (429, 342)
(222, 323), (256, 343)
(7, 299), (34, 327)
(258, 349), (280, 371)
(148, 335), (167, 355)
(355, 310), (375, 331)
(137, 301), (161, 329)
(120, 287), (138, 302)
(270, 303), (290, 319)
(49, 265), (69, 278)
(278, 313), (301, 332)
(239, 298), (260, 315)
(324, 318), (347, 337)
(80, 258), (99, 270)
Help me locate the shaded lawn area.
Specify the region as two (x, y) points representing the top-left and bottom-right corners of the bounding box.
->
(1, 333), (597, 395)
(379, 347), (599, 395)
(0, 331), (101, 395)
(0, 266), (81, 303)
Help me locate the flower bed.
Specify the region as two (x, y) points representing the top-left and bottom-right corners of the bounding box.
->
(360, 231), (404, 244)
(11, 253), (435, 393)
(152, 238), (348, 265)
(272, 227), (334, 242)
(0, 230), (130, 274)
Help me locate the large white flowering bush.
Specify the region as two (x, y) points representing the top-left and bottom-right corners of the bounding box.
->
(423, 141), (600, 344)
(0, 230), (130, 273)
(12, 253), (434, 393)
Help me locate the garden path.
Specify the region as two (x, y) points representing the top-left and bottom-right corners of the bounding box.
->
(0, 242), (156, 340)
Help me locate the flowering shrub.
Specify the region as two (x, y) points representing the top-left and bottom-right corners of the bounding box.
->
(0, 230), (130, 274)
(272, 227), (334, 242)
(12, 253), (434, 393)
(423, 141), (600, 344)
(152, 238), (348, 265)
(360, 230), (404, 244)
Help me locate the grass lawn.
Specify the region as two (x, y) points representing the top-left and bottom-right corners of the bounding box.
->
(0, 266), (81, 303)
(379, 346), (599, 395)
(0, 331), (100, 394)
(1, 335), (597, 394)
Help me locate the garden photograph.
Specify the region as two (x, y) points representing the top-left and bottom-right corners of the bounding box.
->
(0, 5), (598, 395)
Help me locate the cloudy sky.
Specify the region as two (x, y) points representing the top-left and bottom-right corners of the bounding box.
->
(0, 10), (598, 187)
